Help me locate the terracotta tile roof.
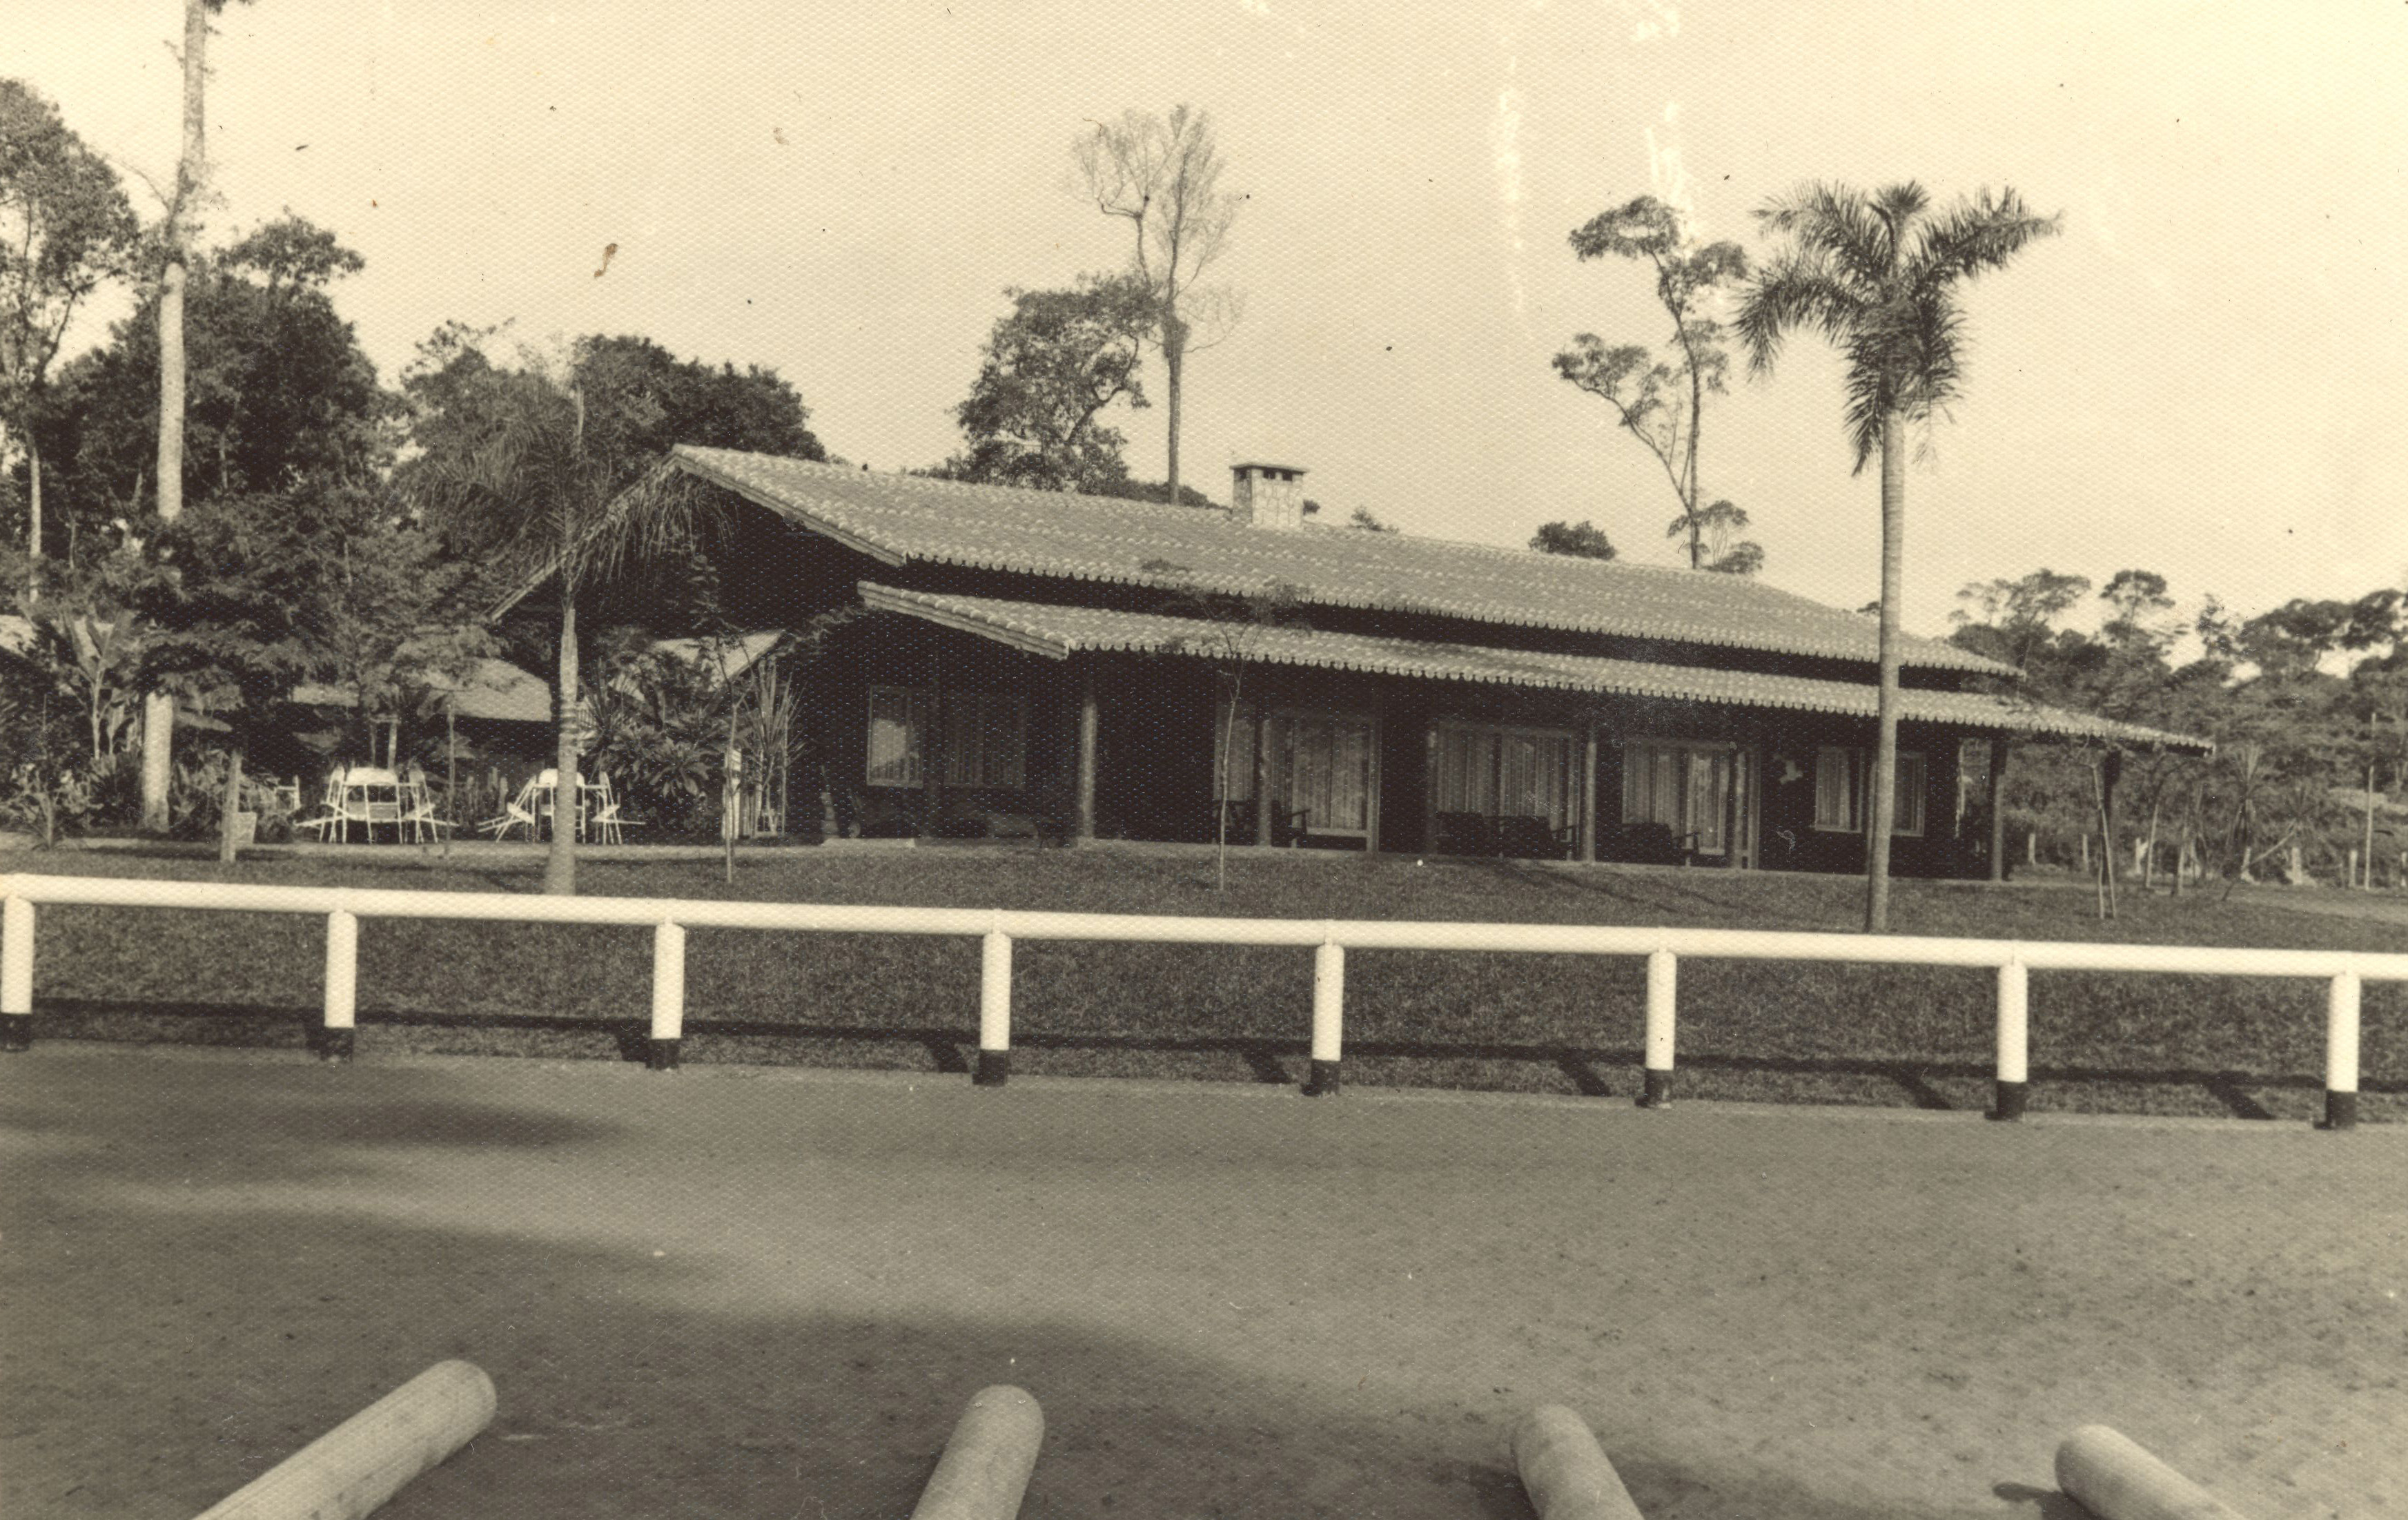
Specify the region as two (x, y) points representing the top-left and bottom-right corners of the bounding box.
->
(674, 446), (2014, 676)
(859, 584), (2211, 751)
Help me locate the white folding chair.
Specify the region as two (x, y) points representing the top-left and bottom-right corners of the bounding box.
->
(295, 769), (349, 841)
(400, 766), (452, 842)
(587, 773), (625, 844)
(481, 778), (542, 841)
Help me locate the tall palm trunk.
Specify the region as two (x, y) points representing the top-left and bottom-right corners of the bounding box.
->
(546, 592), (579, 895)
(1863, 410), (1906, 933)
(545, 387), (587, 897)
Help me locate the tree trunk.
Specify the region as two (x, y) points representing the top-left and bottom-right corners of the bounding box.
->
(1862, 411), (1906, 933)
(26, 436), (41, 563)
(141, 257), (186, 832)
(1987, 737), (2010, 882)
(2102, 749), (2121, 917)
(217, 746), (244, 864)
(2364, 764), (2378, 891)
(142, 0), (210, 835)
(545, 592), (579, 895)
(1162, 314), (1185, 506)
(1685, 361), (1705, 569)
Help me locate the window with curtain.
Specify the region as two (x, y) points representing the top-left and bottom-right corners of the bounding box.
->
(1812, 746), (1925, 835)
(1438, 725), (1574, 829)
(867, 686), (929, 787)
(1622, 740), (1734, 854)
(868, 686), (1026, 789)
(1213, 702), (1258, 802)
(1287, 712), (1374, 833)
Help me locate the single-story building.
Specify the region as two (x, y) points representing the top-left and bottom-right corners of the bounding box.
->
(629, 446), (2202, 875)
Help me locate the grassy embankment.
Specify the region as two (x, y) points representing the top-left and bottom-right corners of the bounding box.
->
(5, 844), (2400, 1120)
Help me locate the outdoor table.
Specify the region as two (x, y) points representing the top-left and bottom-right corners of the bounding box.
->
(335, 766), (406, 844)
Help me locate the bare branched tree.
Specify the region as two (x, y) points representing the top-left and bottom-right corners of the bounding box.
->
(1073, 105), (1242, 509)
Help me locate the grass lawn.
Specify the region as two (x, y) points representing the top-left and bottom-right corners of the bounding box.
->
(6, 843), (2402, 1122)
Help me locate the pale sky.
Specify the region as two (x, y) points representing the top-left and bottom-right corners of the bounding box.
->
(10, 1), (2406, 643)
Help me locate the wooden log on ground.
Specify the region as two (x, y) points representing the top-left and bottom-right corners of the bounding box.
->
(2055, 1424), (2249, 1520)
(908, 1385), (1045, 1520)
(1511, 1405), (1646, 1520)
(193, 1360), (496, 1520)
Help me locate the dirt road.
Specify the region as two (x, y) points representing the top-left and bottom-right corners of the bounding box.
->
(4, 1046), (2400, 1518)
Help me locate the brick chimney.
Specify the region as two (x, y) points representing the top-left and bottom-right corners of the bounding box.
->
(1229, 462), (1308, 531)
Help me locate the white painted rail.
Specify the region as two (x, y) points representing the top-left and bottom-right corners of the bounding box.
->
(0, 870), (2380, 1128)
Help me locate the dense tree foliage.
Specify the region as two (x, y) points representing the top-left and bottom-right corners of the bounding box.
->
(1950, 566), (2408, 890)
(39, 217), (391, 545)
(1529, 519), (1618, 560)
(939, 275), (1151, 494)
(400, 324), (821, 567)
(0, 79), (140, 558)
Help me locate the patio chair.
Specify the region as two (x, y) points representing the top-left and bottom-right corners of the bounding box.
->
(1433, 812), (1500, 857)
(1598, 822), (1686, 866)
(360, 790), (404, 844)
(399, 765), (452, 843)
(586, 773), (626, 845)
(293, 770), (349, 842)
(1216, 798), (1311, 847)
(1495, 815), (1576, 860)
(481, 777), (544, 841)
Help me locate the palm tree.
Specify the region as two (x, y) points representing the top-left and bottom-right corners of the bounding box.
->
(1736, 182), (2059, 932)
(404, 341), (721, 895)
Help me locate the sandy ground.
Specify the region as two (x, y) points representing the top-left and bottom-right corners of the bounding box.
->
(3, 1047), (2402, 1519)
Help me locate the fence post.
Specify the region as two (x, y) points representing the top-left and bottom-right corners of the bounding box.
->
(1, 895), (33, 1052)
(1304, 937), (1343, 1095)
(2320, 966), (2360, 1131)
(1990, 958), (2028, 1121)
(976, 929), (1012, 1087)
(322, 908), (358, 1062)
(649, 921), (685, 1070)
(1639, 948), (1676, 1108)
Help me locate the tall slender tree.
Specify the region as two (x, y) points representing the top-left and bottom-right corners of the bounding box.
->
(1737, 180), (2059, 932)
(1073, 105), (1241, 510)
(1554, 195), (1758, 573)
(141, 0), (251, 831)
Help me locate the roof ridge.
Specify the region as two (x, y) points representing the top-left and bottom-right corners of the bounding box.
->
(669, 447), (2014, 676)
(683, 447), (1226, 518)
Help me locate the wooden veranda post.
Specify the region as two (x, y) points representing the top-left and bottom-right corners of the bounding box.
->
(924, 663), (945, 832)
(1723, 743), (1741, 870)
(1422, 721), (1440, 855)
(1988, 737), (2010, 883)
(1579, 725), (1599, 864)
(1075, 674), (1098, 843)
(1253, 708), (1271, 848)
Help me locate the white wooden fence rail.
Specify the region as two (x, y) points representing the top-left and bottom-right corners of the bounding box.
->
(0, 871), (2377, 1129)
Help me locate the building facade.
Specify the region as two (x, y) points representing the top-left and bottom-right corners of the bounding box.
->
(668, 446), (2205, 874)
